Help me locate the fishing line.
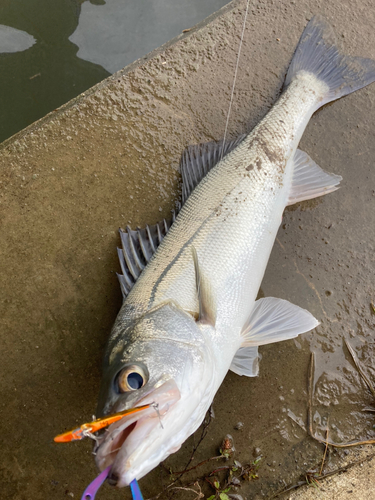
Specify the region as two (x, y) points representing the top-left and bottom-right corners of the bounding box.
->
(152, 403), (164, 429)
(220, 0), (251, 160)
(103, 446), (122, 457)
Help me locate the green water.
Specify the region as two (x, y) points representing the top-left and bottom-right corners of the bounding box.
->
(0, 0), (110, 143)
(0, 0), (229, 144)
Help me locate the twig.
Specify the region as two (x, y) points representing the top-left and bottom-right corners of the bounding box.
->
(146, 411), (212, 500)
(173, 455), (222, 475)
(185, 411), (212, 468)
(204, 476), (217, 490)
(208, 466), (233, 475)
(305, 473), (321, 489)
(319, 423), (329, 475)
(168, 482), (204, 499)
(272, 452), (375, 498)
(208, 462), (258, 495)
(163, 460), (256, 499)
(345, 339), (375, 399)
(307, 352), (315, 439)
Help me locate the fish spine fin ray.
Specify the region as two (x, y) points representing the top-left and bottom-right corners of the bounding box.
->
(285, 14), (375, 107)
(180, 136), (246, 203)
(117, 216), (176, 298)
(116, 136), (247, 299)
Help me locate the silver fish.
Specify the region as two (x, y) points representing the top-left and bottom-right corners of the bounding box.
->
(93, 15), (375, 487)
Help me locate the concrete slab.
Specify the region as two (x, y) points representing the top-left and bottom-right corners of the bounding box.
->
(1, 1), (375, 499)
(288, 449), (375, 500)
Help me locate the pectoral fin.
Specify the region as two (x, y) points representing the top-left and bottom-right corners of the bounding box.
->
(191, 246), (216, 326)
(231, 298), (318, 377)
(240, 297), (319, 347)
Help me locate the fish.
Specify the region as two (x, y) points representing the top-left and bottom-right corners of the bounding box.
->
(92, 15), (375, 487)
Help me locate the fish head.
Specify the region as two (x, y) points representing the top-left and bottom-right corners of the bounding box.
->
(94, 300), (216, 487)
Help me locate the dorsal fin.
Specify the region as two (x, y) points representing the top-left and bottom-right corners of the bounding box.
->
(117, 212), (177, 298)
(117, 136), (245, 298)
(180, 135), (246, 203)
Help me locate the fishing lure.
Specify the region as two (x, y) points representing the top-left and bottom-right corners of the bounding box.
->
(54, 404), (151, 442)
(54, 406), (149, 498)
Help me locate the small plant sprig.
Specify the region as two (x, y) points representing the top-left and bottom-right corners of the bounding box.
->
(206, 457), (262, 499)
(147, 427), (262, 500)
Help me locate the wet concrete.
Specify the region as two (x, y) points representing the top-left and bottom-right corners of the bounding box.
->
(1, 0), (375, 499)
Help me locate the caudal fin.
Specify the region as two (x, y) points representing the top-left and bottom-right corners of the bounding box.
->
(285, 15), (375, 107)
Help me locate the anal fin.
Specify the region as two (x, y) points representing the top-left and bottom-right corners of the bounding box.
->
(230, 346), (260, 377)
(287, 149), (342, 206)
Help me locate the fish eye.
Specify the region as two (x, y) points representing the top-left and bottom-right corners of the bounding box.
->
(117, 364), (148, 393)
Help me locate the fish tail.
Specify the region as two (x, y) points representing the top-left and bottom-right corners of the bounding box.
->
(285, 15), (375, 107)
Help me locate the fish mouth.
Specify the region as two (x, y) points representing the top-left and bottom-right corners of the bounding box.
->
(94, 378), (180, 485)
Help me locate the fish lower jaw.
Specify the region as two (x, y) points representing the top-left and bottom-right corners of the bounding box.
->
(115, 434), (184, 487)
(101, 403), (202, 487)
(95, 410), (159, 469)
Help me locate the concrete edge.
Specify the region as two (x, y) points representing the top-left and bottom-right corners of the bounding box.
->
(0, 0), (240, 151)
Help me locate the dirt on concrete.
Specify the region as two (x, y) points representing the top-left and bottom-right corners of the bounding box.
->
(1, 1), (375, 499)
(287, 448), (375, 500)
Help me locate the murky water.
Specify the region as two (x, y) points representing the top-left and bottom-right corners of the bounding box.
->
(0, 0), (229, 144)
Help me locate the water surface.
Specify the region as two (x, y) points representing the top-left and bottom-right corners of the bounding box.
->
(0, 0), (229, 143)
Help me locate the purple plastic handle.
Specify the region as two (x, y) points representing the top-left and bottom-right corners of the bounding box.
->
(81, 465), (111, 500)
(130, 479), (144, 500)
(81, 466), (143, 500)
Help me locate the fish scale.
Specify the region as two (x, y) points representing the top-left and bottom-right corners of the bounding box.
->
(123, 73), (326, 340)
